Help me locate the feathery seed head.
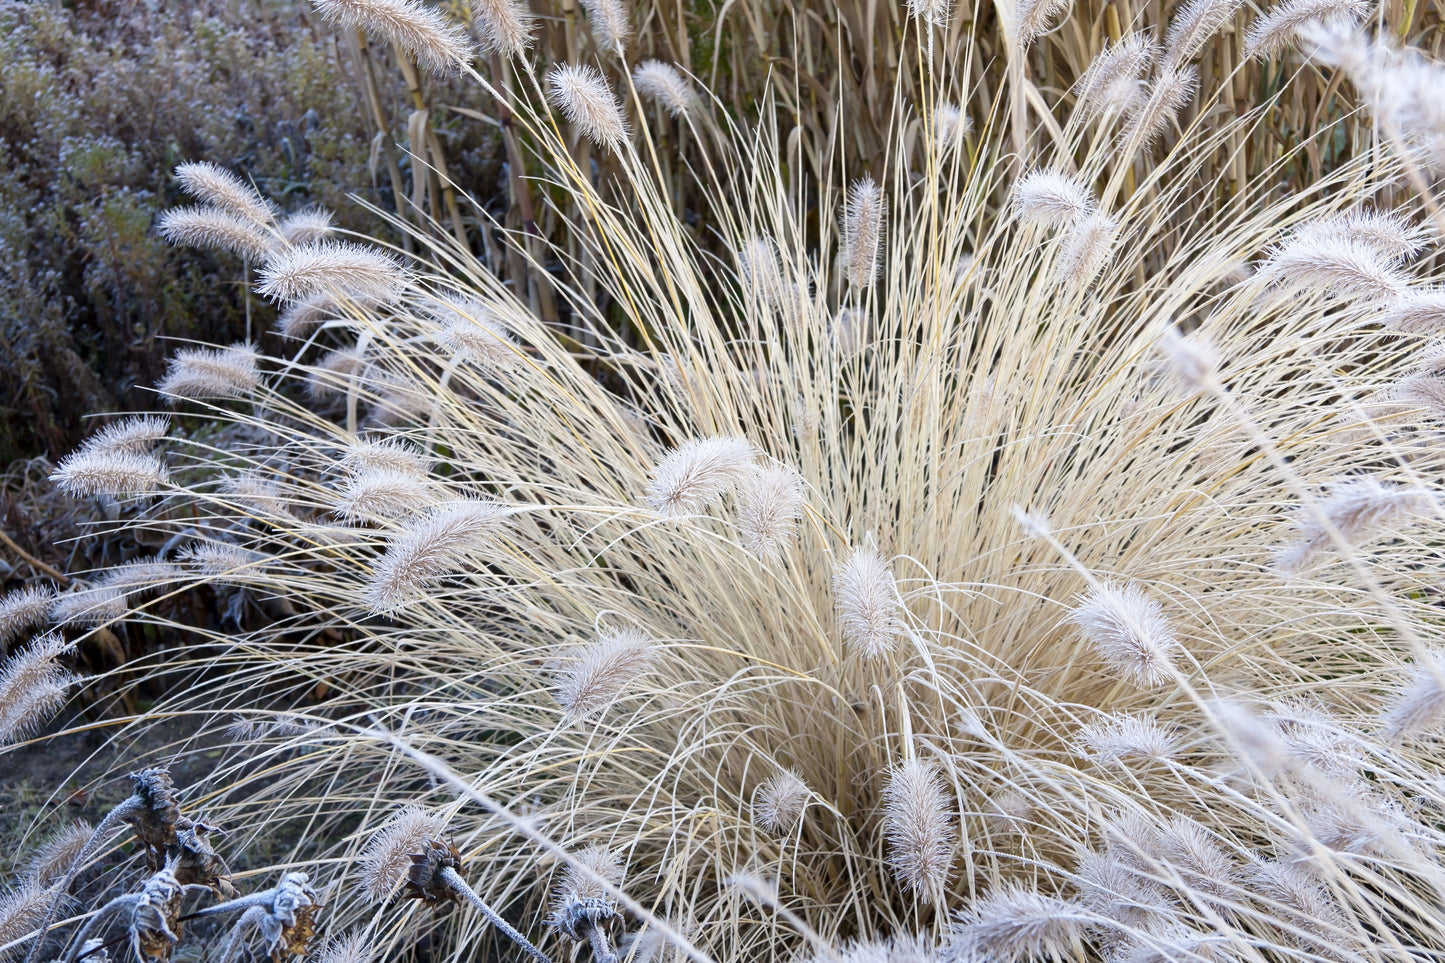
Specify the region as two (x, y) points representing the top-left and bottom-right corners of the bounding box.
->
(740, 465), (805, 558)
(311, 0), (473, 73)
(1125, 66), (1198, 146)
(1293, 207), (1425, 262)
(426, 295), (519, 370)
(80, 415), (171, 458)
(906, 0), (950, 27)
(158, 206), (275, 260)
(551, 626), (658, 720)
(1113, 926), (1232, 963)
(1381, 650), (1445, 740)
(1077, 35), (1156, 118)
(1164, 0), (1244, 67)
(1274, 475), (1432, 574)
(277, 293), (347, 340)
(1249, 859), (1345, 933)
(473, 0), (534, 56)
(1077, 712), (1178, 765)
(1012, 170), (1095, 229)
(1263, 699), (1363, 776)
(905, 0), (951, 32)
(174, 162), (276, 224)
(1010, 505), (1052, 538)
(1101, 811), (1165, 868)
(0, 587), (56, 648)
(2, 669), (72, 742)
(881, 759), (955, 901)
(226, 713), (323, 742)
(633, 61), (697, 118)
(581, 0), (631, 52)
(754, 769), (810, 833)
(316, 933), (374, 963)
(1013, 0), (1072, 47)
(547, 64), (629, 149)
(0, 633), (75, 745)
(1380, 288), (1445, 333)
(932, 103), (972, 144)
(1209, 698), (1291, 777)
(158, 343), (261, 400)
(309, 347), (369, 398)
(1055, 211), (1118, 288)
(359, 806), (447, 902)
(831, 307), (873, 356)
(257, 242), (407, 304)
(554, 845), (625, 904)
(947, 886), (1088, 962)
(1074, 851), (1172, 928)
(363, 499), (510, 612)
(1245, 0), (1368, 58)
(645, 436), (756, 517)
(1312, 29), (1445, 169)
(342, 438), (433, 476)
(334, 468), (435, 522)
(1156, 816), (1236, 897)
(27, 819), (94, 887)
(836, 936), (936, 963)
(1067, 582), (1181, 688)
(1156, 326), (1219, 393)
(365, 370), (432, 425)
(986, 790), (1034, 836)
(278, 207), (335, 245)
(178, 543), (264, 580)
(50, 449), (169, 497)
(50, 587), (127, 627)
(0, 881), (50, 952)
(738, 236), (789, 308)
(99, 559), (183, 597)
(842, 177), (886, 289)
(834, 545), (905, 659)
(1261, 232), (1409, 301)
(222, 472), (294, 517)
(1294, 780), (1411, 858)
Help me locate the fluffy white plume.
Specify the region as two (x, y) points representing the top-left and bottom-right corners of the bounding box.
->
(834, 545), (905, 659)
(645, 437), (755, 517)
(881, 759), (955, 900)
(1067, 582), (1181, 688)
(551, 627), (658, 720)
(547, 64), (629, 149)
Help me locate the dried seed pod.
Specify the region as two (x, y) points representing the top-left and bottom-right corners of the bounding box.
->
(127, 869), (187, 963)
(173, 821), (233, 895)
(126, 768), (186, 867)
(547, 892), (621, 942)
(406, 838), (465, 904)
(260, 873), (321, 957)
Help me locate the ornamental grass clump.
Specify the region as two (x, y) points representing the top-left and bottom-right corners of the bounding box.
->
(9, 4), (1445, 963)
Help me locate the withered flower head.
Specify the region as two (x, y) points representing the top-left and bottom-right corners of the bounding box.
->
(172, 821), (232, 895)
(127, 869), (186, 963)
(125, 768), (185, 866)
(547, 893), (621, 942)
(258, 873), (321, 958)
(405, 838), (464, 904)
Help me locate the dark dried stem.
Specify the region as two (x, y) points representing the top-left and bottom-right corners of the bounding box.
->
(487, 53), (558, 324)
